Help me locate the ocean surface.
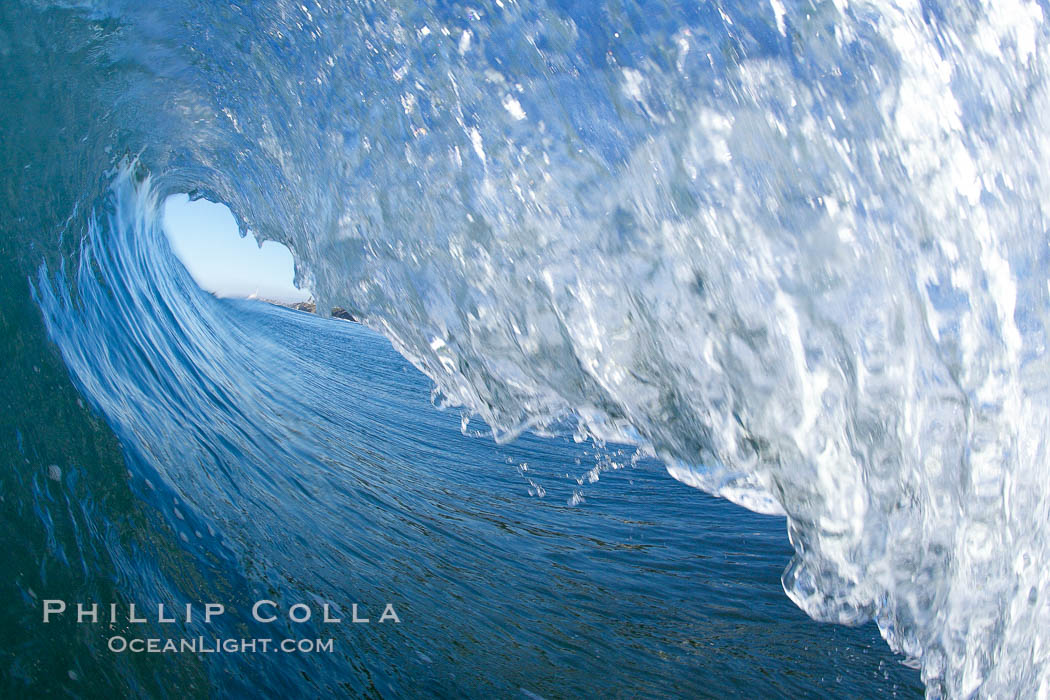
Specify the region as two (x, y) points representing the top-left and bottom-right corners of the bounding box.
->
(3, 0), (1050, 697)
(34, 293), (929, 697)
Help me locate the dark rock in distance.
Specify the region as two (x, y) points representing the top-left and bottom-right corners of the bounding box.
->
(268, 299), (358, 323)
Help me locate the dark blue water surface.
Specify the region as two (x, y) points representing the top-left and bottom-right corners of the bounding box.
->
(77, 296), (914, 698)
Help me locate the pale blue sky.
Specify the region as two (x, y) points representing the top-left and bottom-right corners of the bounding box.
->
(162, 194), (311, 303)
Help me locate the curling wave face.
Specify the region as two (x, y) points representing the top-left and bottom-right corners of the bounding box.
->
(7, 0), (1050, 696)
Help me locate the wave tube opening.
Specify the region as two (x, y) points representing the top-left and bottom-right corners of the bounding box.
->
(162, 194), (312, 304)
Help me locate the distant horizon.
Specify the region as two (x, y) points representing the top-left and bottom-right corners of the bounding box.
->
(162, 194), (312, 304)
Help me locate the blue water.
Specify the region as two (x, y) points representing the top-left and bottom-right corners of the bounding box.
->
(24, 169), (921, 693)
(112, 296), (924, 697)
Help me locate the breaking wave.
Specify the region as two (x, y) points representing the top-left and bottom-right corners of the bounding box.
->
(7, 0), (1050, 696)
